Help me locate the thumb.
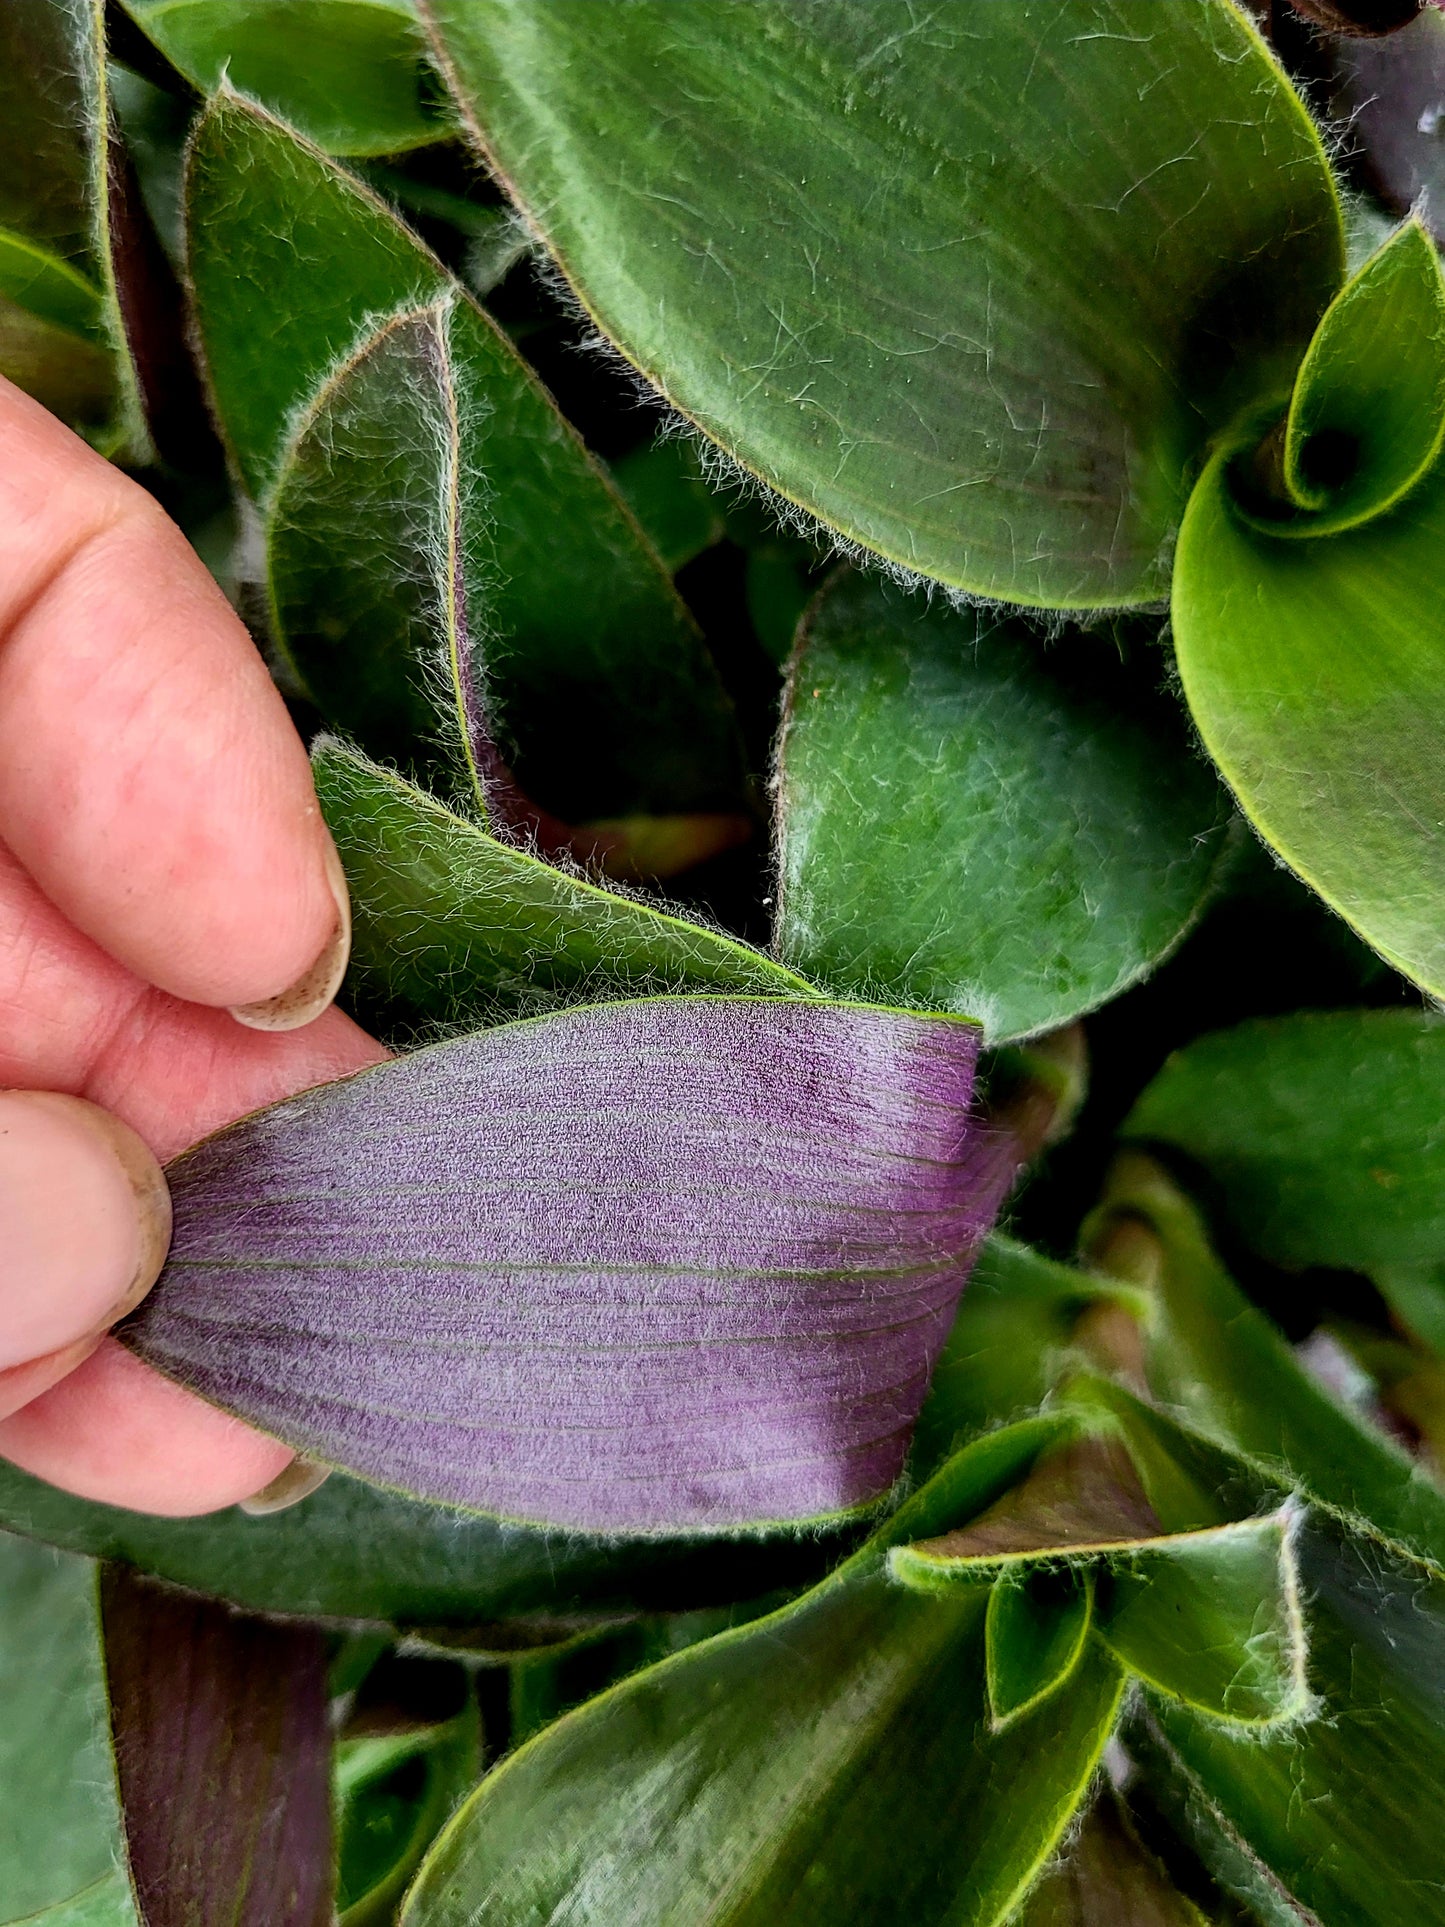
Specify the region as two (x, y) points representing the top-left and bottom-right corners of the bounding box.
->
(0, 1090), (171, 1417)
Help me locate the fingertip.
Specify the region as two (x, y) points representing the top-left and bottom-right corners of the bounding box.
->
(0, 1091), (171, 1370)
(227, 834), (352, 1032)
(0, 1340), (296, 1515)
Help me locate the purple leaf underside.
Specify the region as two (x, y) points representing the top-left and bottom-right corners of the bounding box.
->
(103, 1566), (332, 1927)
(125, 997), (1011, 1532)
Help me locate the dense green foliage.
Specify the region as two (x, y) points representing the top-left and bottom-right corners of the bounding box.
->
(2, 1), (1444, 1921)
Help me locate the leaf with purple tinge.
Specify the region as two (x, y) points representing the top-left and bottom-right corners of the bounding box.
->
(122, 996), (1012, 1535)
(102, 1567), (333, 1927)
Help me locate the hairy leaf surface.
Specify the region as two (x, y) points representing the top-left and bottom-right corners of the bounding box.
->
(0, 0), (148, 451)
(101, 1567), (333, 1927)
(316, 744), (808, 1035)
(123, 997), (1008, 1533)
(776, 575), (1228, 1039)
(1095, 1157), (1445, 1571)
(400, 1428), (1123, 1926)
(1134, 1520), (1445, 1927)
(1172, 227), (1445, 996)
(192, 96), (741, 820)
(422, 0), (1341, 605)
(893, 1413), (1308, 1729)
(120, 0), (446, 155)
(0, 1453), (847, 1629)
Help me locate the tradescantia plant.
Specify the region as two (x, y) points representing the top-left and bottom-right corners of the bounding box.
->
(6, 0), (1445, 1918)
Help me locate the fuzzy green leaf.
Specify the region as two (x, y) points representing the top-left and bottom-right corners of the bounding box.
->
(0, 1451), (847, 1632)
(400, 1424), (1123, 1927)
(187, 94), (446, 499)
(422, 0), (1342, 606)
(315, 743), (809, 1034)
(776, 575), (1228, 1039)
(192, 95), (742, 819)
(120, 0), (446, 156)
(910, 1235), (1146, 1479)
(1094, 1156), (1445, 1571)
(269, 303), (490, 798)
(985, 1566), (1093, 1730)
(1172, 230), (1445, 996)
(1133, 1519), (1445, 1927)
(0, 0), (148, 453)
(0, 1533), (135, 1926)
(893, 1402), (1308, 1729)
(336, 1707), (480, 1927)
(1273, 221), (1445, 534)
(1125, 1010), (1445, 1279)
(1097, 1515), (1308, 1730)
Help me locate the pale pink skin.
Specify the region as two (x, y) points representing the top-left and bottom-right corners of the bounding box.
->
(0, 376), (385, 1514)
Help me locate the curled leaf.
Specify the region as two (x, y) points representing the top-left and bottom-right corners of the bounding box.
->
(191, 92), (743, 825)
(1172, 227), (1445, 995)
(123, 997), (1010, 1534)
(985, 1567), (1094, 1730)
(892, 1409), (1311, 1729)
(1242, 220), (1445, 535)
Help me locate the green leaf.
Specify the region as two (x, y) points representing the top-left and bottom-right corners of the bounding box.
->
(423, 0), (1342, 606)
(1096, 1513), (1308, 1730)
(1132, 1518), (1445, 1927)
(120, 0), (446, 156)
(0, 228), (104, 337)
(1271, 221), (1445, 535)
(186, 94), (446, 499)
(268, 301), (489, 797)
(910, 1234), (1148, 1479)
(316, 742), (810, 1034)
(192, 95), (743, 820)
(985, 1567), (1093, 1730)
(0, 1452), (848, 1631)
(0, 1532), (136, 1926)
(1172, 243), (1445, 995)
(400, 1424), (1123, 1927)
(1091, 1155), (1445, 1571)
(1124, 1010), (1445, 1279)
(892, 1402), (1309, 1730)
(336, 1707), (480, 1927)
(0, 0), (148, 452)
(776, 575), (1228, 1039)
(610, 436), (727, 574)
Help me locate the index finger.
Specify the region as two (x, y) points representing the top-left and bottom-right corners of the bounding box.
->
(0, 378), (346, 1019)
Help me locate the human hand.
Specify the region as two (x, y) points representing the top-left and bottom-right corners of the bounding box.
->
(0, 377), (386, 1516)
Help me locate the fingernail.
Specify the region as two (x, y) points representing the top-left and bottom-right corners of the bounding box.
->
(239, 1455), (332, 1515)
(0, 1092), (172, 1370)
(229, 836), (351, 1033)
